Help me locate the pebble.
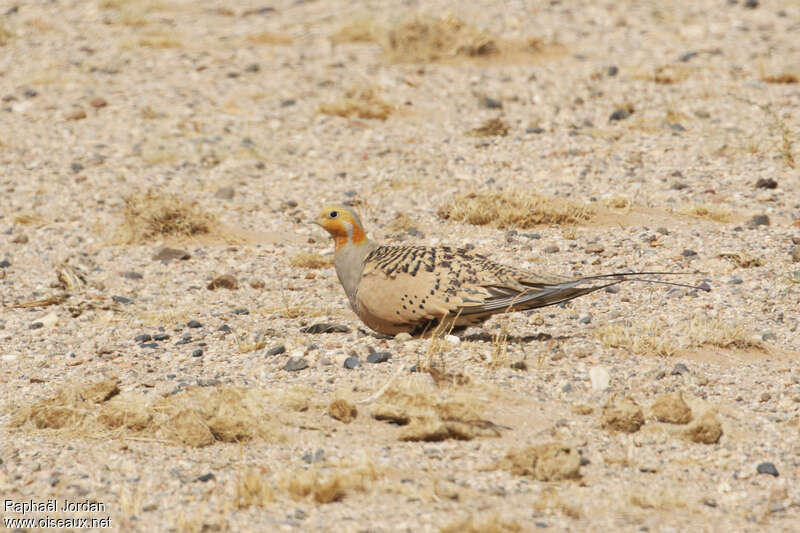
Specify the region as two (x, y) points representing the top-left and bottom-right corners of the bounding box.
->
(748, 214), (770, 227)
(394, 332), (412, 341)
(761, 332), (777, 342)
(679, 51), (698, 62)
(791, 245), (800, 263)
(266, 345), (286, 356)
(589, 366), (610, 391)
(301, 323), (351, 334)
(792, 236), (800, 245)
(681, 249), (697, 257)
(175, 336), (191, 345)
(112, 295), (133, 304)
(153, 333), (169, 341)
(543, 245), (559, 253)
(0, 259), (10, 268)
(604, 285), (619, 294)
(121, 271), (143, 280)
(756, 462), (778, 477)
(302, 449), (325, 464)
(696, 281), (711, 292)
(525, 127), (544, 134)
(29, 322), (43, 330)
(607, 65), (618, 76)
(70, 162), (84, 173)
(187, 320), (203, 329)
(65, 109), (86, 120)
(579, 315), (592, 324)
(135, 334), (152, 343)
(609, 108), (632, 121)
(344, 356), (361, 369)
(207, 274), (238, 290)
(671, 363), (690, 375)
(755, 178), (778, 189)
(232, 308), (249, 315)
(214, 186), (235, 200)
(153, 247), (191, 263)
(729, 277), (743, 285)
(283, 357), (308, 371)
(140, 342), (158, 349)
(366, 351), (391, 364)
(482, 96), (502, 109)
(191, 349), (204, 357)
(280, 98), (296, 107)
(217, 324), (232, 333)
(445, 334), (460, 344)
(196, 473), (215, 483)
(585, 243), (604, 254)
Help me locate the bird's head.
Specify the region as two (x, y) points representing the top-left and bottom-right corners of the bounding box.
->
(314, 205), (368, 250)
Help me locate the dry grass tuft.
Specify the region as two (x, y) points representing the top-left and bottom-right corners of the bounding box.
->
(497, 442), (582, 481)
(685, 317), (763, 351)
(280, 458), (378, 504)
(718, 252), (763, 269)
(331, 17), (380, 44)
(235, 330), (268, 354)
(137, 32), (182, 48)
(386, 213), (419, 233)
(595, 319), (681, 357)
(683, 410), (723, 444)
(289, 252), (333, 269)
(371, 375), (499, 441)
(440, 514), (524, 533)
(601, 395), (645, 433)
(0, 20), (13, 45)
(761, 73), (798, 84)
(10, 380), (318, 447)
(328, 399), (358, 423)
(468, 118), (509, 137)
(629, 488), (687, 510)
(245, 32), (292, 45)
(114, 190), (221, 244)
(319, 85), (394, 120)
(233, 468), (274, 509)
(439, 191), (594, 229)
(678, 203), (732, 222)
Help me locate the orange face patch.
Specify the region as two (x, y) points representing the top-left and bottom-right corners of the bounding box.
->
(316, 206), (367, 249)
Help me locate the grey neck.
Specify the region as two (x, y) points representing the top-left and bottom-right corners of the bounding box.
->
(334, 240), (377, 311)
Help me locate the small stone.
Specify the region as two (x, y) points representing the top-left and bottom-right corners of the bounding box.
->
(394, 332), (412, 341)
(207, 274), (238, 290)
(0, 259), (10, 268)
(214, 186), (235, 200)
(609, 108), (632, 121)
(543, 245), (559, 254)
(134, 334), (152, 343)
(23, 89), (37, 98)
(328, 399), (357, 423)
(607, 65), (618, 76)
(280, 98), (295, 107)
(792, 237), (800, 245)
(729, 276), (743, 285)
(122, 271), (143, 280)
(191, 349), (204, 357)
(65, 109), (87, 120)
(791, 246), (800, 263)
(511, 360), (527, 371)
(755, 178), (778, 189)
(744, 0), (759, 8)
(657, 227), (670, 235)
(748, 215), (770, 227)
(140, 342), (158, 349)
(585, 243), (604, 254)
(760, 392), (771, 402)
(70, 162), (84, 174)
(153, 333), (169, 341)
(681, 249), (697, 257)
(696, 281), (711, 292)
(284, 357), (308, 371)
(153, 247), (191, 263)
(302, 449), (325, 464)
(187, 320), (203, 329)
(89, 97), (107, 108)
(175, 336), (191, 345)
(112, 295), (133, 304)
(756, 462), (778, 477)
(196, 473), (215, 482)
(579, 315), (592, 324)
(525, 127), (545, 134)
(29, 322), (44, 330)
(232, 308), (249, 315)
(561, 382), (572, 393)
(217, 324), (232, 333)
(444, 334), (460, 344)
(679, 51), (698, 62)
(671, 363), (690, 375)
(300, 323), (350, 334)
(366, 351), (391, 364)
(762, 332), (777, 342)
(604, 285), (619, 294)
(343, 356), (361, 369)
(266, 345), (286, 356)
(482, 96), (503, 109)
(683, 411), (723, 444)
(589, 366), (610, 391)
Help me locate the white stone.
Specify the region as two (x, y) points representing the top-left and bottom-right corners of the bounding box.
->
(394, 332), (412, 342)
(589, 365), (610, 391)
(445, 334), (460, 344)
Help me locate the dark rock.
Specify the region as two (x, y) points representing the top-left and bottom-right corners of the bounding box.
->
(748, 215), (770, 227)
(607, 65), (618, 76)
(217, 324), (232, 333)
(579, 315), (592, 324)
(245, 63), (260, 73)
(153, 333), (169, 341)
(112, 295), (133, 304)
(366, 351), (391, 364)
(122, 271), (143, 280)
(0, 259), (10, 268)
(197, 378), (220, 387)
(671, 182), (689, 190)
(791, 245), (800, 263)
(266, 345), (286, 356)
(134, 334), (152, 343)
(196, 473), (215, 482)
(482, 96), (503, 109)
(744, 0), (759, 8)
(300, 323), (351, 334)
(70, 162), (84, 173)
(609, 108), (632, 121)
(302, 449), (325, 464)
(175, 336), (191, 345)
(344, 356), (361, 369)
(140, 342), (158, 349)
(604, 285), (620, 294)
(543, 245), (559, 253)
(671, 363), (690, 375)
(667, 122), (686, 132)
(762, 332), (777, 342)
(697, 281), (711, 292)
(757, 462), (778, 476)
(280, 98), (296, 107)
(681, 249), (697, 257)
(153, 247), (191, 263)
(525, 126), (545, 134)
(284, 357), (308, 372)
(511, 360), (527, 371)
(655, 370), (666, 380)
(214, 186), (235, 200)
(29, 322), (43, 330)
(191, 349), (204, 357)
(232, 308), (249, 315)
(657, 227), (670, 235)
(755, 178), (778, 189)
(679, 51), (698, 62)
(187, 320), (203, 329)
(207, 274), (238, 290)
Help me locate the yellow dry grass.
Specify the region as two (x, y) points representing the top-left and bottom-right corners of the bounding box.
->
(280, 458), (378, 504)
(438, 191), (595, 229)
(233, 468), (274, 509)
(288, 252), (333, 269)
(440, 514), (525, 533)
(468, 118), (509, 137)
(10, 380), (317, 447)
(113, 190), (221, 244)
(678, 203), (732, 222)
(245, 32), (292, 45)
(0, 21), (13, 45)
(319, 85), (394, 120)
(496, 442), (582, 481)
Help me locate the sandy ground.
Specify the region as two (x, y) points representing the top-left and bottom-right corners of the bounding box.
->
(1, 0), (800, 531)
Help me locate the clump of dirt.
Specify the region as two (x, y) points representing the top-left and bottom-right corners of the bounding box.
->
(468, 118), (509, 137)
(650, 392), (693, 424)
(10, 380), (317, 447)
(440, 514), (524, 533)
(319, 85), (394, 120)
(328, 399), (358, 423)
(289, 252), (333, 269)
(370, 375), (499, 441)
(280, 459), (378, 504)
(683, 410), (723, 444)
(718, 252), (763, 269)
(601, 395), (645, 433)
(497, 442), (582, 481)
(114, 190), (220, 244)
(438, 191), (595, 229)
(207, 274), (238, 290)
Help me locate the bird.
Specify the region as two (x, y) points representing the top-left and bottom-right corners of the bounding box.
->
(313, 204), (705, 336)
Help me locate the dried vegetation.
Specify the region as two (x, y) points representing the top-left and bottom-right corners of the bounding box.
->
(319, 85), (394, 120)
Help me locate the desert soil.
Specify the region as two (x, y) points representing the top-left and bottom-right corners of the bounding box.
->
(1, 0), (800, 532)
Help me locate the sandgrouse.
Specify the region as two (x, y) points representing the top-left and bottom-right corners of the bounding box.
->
(314, 205), (701, 336)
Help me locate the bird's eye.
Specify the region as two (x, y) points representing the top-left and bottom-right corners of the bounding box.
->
(329, 211), (339, 218)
